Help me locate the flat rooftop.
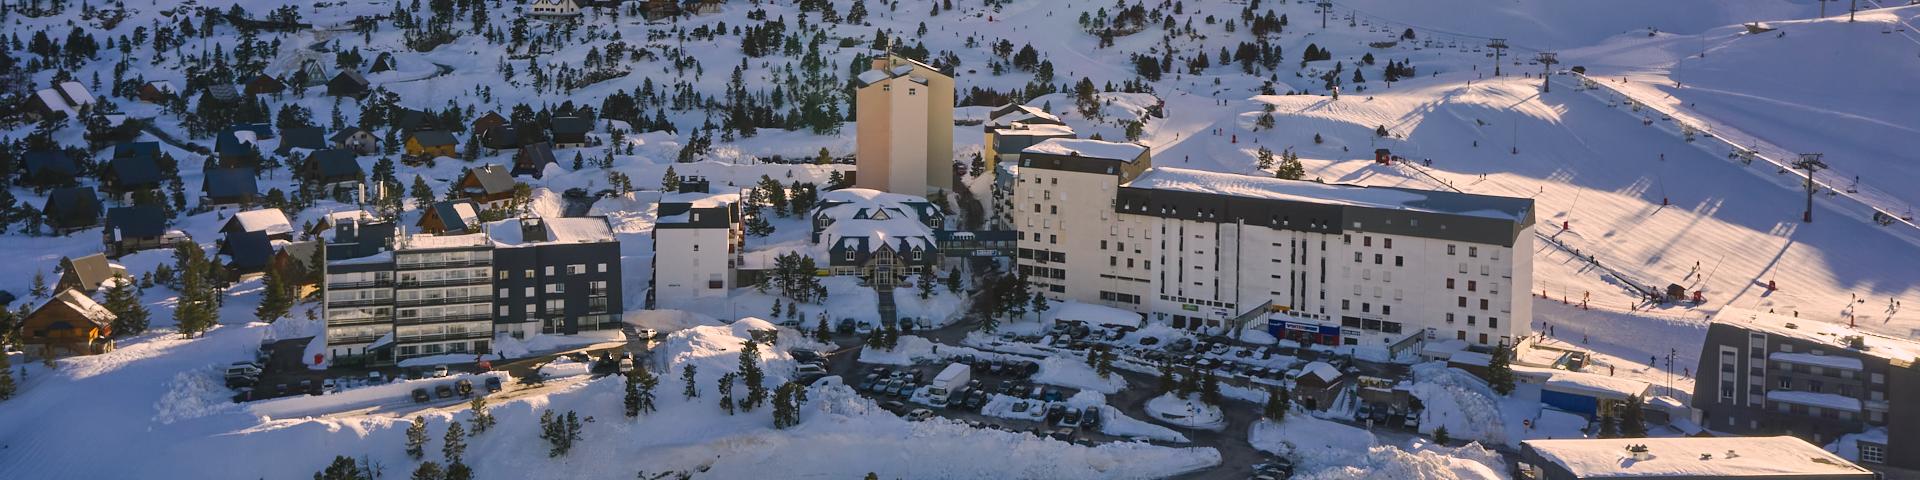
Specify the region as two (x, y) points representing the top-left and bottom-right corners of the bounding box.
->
(1717, 307), (1920, 365)
(1124, 167), (1534, 222)
(1524, 436), (1873, 479)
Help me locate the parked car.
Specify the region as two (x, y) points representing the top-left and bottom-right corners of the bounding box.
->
(321, 378), (339, 394)
(916, 318), (932, 329)
(431, 365), (450, 378)
(455, 379), (474, 397)
(299, 379), (318, 395)
(837, 318), (856, 334)
(618, 358), (635, 374)
(1046, 403), (1067, 423)
(791, 349), (823, 363)
(882, 401), (907, 413)
(997, 380), (1017, 395)
(1210, 343), (1230, 355)
(1010, 400), (1032, 414)
(1026, 385), (1045, 399)
(1059, 409), (1082, 428)
(368, 371), (386, 384)
(1169, 338), (1194, 353)
(411, 388), (431, 403)
(1138, 336), (1161, 346)
(1050, 428), (1076, 442)
(484, 376), (503, 393)
(796, 364), (827, 376)
(1081, 406), (1102, 428)
(1043, 388), (1064, 402)
(434, 384), (454, 399)
(965, 390), (989, 410)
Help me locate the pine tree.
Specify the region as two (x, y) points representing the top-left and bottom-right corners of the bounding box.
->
(410, 175), (436, 209)
(634, 366), (658, 414)
(1200, 369), (1221, 405)
(1095, 350), (1114, 379)
(255, 266), (293, 323)
(1030, 293), (1050, 318)
(102, 274), (149, 335)
(1434, 425), (1451, 444)
(443, 462), (472, 480)
(0, 346), (14, 400)
(1487, 343), (1516, 395)
(681, 364), (700, 399)
(410, 461), (443, 480)
(468, 397), (494, 434)
(944, 267), (963, 294)
(1597, 414), (1621, 438)
(717, 372), (736, 415)
(771, 382), (796, 429)
(1274, 150), (1306, 180)
(812, 317), (831, 343)
(405, 415), (428, 459)
(917, 273), (934, 300)
(1263, 385), (1291, 420)
(1620, 395), (1648, 438)
(1256, 146), (1275, 170)
(29, 271), (47, 298)
(442, 420), (466, 464)
(313, 456), (373, 480)
(738, 340), (766, 411)
(1156, 363), (1177, 394)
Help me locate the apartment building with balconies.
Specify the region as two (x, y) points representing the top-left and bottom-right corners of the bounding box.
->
(1692, 307), (1920, 470)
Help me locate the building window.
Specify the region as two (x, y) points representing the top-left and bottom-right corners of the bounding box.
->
(1489, 317), (1498, 328)
(1394, 256), (1403, 267)
(1447, 278), (1456, 289)
(497, 271), (509, 280)
(1860, 443), (1886, 464)
(1364, 236), (1372, 247)
(1445, 313), (1455, 324)
(1479, 299), (1489, 310)
(1384, 238), (1393, 249)
(1458, 297), (1467, 307)
(1468, 281), (1477, 292)
(1468, 246), (1478, 258)
(1353, 252), (1363, 263)
(1447, 245), (1456, 255)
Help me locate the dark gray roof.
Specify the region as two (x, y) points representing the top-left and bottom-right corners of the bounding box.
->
(277, 127), (327, 154)
(326, 221), (396, 261)
(23, 150), (77, 178)
(482, 126), (521, 149)
(216, 128), (262, 156)
(307, 150), (363, 179)
(234, 123), (275, 139)
(333, 70), (368, 87)
(107, 205), (168, 238)
(426, 200), (481, 233)
(42, 187), (101, 227)
(551, 116), (593, 135)
(107, 155), (164, 189)
(115, 142), (161, 159)
(513, 142), (557, 176)
(205, 84), (241, 102)
(330, 127), (371, 143)
(395, 109), (436, 131)
(466, 165), (516, 194)
(202, 168), (260, 199)
(221, 230), (274, 271)
(410, 130), (457, 147)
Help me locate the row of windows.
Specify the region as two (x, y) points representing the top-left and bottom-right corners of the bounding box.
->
(495, 264), (610, 280)
(1098, 291), (1142, 304)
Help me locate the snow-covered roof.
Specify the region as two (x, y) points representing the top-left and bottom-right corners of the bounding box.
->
(51, 289), (115, 325)
(1125, 167), (1535, 222)
(228, 209), (294, 236)
(1295, 361), (1343, 383)
(147, 81), (178, 93)
(813, 188), (937, 253)
(1523, 436), (1873, 478)
(1022, 138), (1147, 162)
(1767, 390), (1861, 413)
(994, 123), (1077, 137)
(1048, 302), (1141, 328)
(988, 104), (1062, 127)
(397, 232), (491, 250)
(661, 191), (739, 209)
(1717, 307), (1920, 364)
(58, 81), (96, 107)
(1520, 366), (1651, 400)
(34, 89), (76, 116)
(1769, 352), (1864, 370)
(487, 217), (616, 247)
(818, 188), (925, 206)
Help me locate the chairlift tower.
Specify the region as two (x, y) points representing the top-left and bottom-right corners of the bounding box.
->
(1318, 1), (1333, 29)
(1793, 153), (1828, 223)
(1488, 38), (1509, 76)
(1536, 52), (1557, 92)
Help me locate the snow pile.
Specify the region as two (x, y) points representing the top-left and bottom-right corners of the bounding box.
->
(857, 335), (941, 366)
(1407, 362), (1509, 446)
(151, 367), (238, 424)
(1144, 393), (1226, 431)
(890, 281), (967, 328)
(658, 317), (793, 385)
(538, 357), (593, 379)
(1066, 391), (1189, 443)
(587, 190), (663, 234)
(623, 309), (725, 333)
(1045, 301), (1145, 328)
(246, 372), (508, 419)
(1250, 417), (1507, 480)
(1032, 356), (1128, 394)
(980, 394), (1049, 422)
(492, 329), (624, 359)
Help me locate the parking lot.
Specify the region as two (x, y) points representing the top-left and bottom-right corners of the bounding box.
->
(846, 355), (1150, 445)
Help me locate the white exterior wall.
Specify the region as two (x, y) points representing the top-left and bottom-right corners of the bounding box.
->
(1026, 205), (1534, 347)
(653, 226), (732, 307)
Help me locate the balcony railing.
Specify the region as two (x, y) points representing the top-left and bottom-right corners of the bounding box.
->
(325, 316), (391, 327)
(395, 312), (491, 326)
(327, 280), (393, 289)
(396, 258), (492, 270)
(396, 330), (493, 344)
(327, 334), (386, 345)
(326, 297), (392, 308)
(397, 277), (490, 288)
(395, 295), (492, 308)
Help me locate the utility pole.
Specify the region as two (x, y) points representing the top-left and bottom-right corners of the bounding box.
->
(1850, 0), (1858, 22)
(1489, 38), (1509, 76)
(1318, 1), (1333, 29)
(1536, 52), (1557, 92)
(1793, 153), (1828, 223)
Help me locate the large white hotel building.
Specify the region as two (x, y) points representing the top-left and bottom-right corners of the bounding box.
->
(1011, 138), (1536, 349)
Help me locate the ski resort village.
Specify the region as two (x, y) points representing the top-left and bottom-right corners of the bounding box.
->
(4, 0), (1920, 478)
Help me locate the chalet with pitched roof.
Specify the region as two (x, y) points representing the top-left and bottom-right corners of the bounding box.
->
(21, 289), (117, 357)
(42, 187), (103, 234)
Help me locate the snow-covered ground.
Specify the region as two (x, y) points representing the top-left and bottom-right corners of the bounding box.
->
(1144, 393), (1228, 431)
(1250, 416), (1508, 479)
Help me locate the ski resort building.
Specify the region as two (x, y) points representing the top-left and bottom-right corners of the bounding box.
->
(1012, 139), (1536, 349)
(981, 103), (1074, 176)
(1691, 307), (1920, 470)
(651, 188), (743, 309)
(322, 215), (621, 365)
(808, 188), (944, 287)
(854, 54), (954, 197)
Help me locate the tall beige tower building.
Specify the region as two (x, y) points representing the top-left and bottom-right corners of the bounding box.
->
(855, 54), (953, 197)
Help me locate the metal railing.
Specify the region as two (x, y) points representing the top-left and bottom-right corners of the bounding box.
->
(396, 277), (490, 288)
(396, 258), (492, 270)
(395, 313), (491, 325)
(326, 280), (393, 289)
(395, 295), (491, 307)
(396, 330), (493, 343)
(325, 297), (391, 308)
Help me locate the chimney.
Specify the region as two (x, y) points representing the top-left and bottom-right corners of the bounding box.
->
(871, 59), (889, 72)
(521, 217), (548, 242)
(1627, 444), (1653, 462)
